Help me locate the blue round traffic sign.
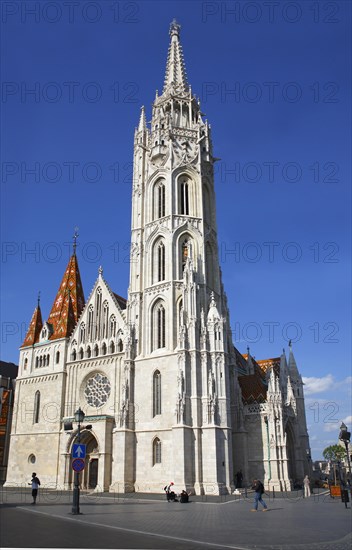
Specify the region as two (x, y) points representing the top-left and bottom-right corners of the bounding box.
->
(72, 458), (85, 472)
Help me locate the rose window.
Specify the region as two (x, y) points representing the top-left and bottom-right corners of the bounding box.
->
(84, 373), (111, 408)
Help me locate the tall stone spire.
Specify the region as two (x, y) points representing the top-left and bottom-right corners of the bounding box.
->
(137, 105), (146, 132)
(47, 252), (85, 340)
(21, 300), (43, 347)
(162, 19), (189, 96)
(288, 341), (300, 379)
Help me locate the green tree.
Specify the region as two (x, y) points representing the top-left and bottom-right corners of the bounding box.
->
(322, 444), (346, 462)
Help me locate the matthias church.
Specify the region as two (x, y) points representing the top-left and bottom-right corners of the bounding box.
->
(6, 22), (311, 494)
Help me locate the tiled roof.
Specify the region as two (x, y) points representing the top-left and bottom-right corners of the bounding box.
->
(238, 373), (267, 404)
(113, 292), (127, 310)
(21, 306), (43, 348)
(47, 254), (85, 340)
(256, 357), (280, 376)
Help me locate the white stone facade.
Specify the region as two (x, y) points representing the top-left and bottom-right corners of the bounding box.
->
(5, 21), (311, 494)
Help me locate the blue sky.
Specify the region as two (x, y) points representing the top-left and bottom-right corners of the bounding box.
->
(1, 0), (351, 459)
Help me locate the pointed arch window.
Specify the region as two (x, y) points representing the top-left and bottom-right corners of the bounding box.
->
(157, 182), (166, 219)
(103, 301), (109, 339)
(55, 351), (60, 364)
(153, 370), (161, 416)
(24, 358), (28, 370)
(35, 356), (39, 368)
(157, 241), (165, 282)
(46, 354), (50, 365)
(79, 347), (84, 360)
(86, 346), (91, 359)
(109, 341), (115, 354)
(152, 302), (166, 350)
(153, 437), (162, 465)
(94, 344), (99, 357)
(102, 342), (107, 355)
(79, 322), (86, 345)
(109, 315), (116, 338)
(95, 288), (102, 340)
(180, 178), (189, 215)
(88, 306), (94, 341)
(33, 391), (40, 424)
(118, 339), (123, 352)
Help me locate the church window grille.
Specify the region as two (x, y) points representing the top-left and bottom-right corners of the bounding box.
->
(84, 373), (111, 408)
(157, 241), (165, 282)
(180, 179), (189, 215)
(118, 339), (123, 352)
(33, 391), (40, 424)
(153, 437), (161, 465)
(79, 348), (84, 360)
(102, 342), (107, 355)
(153, 371), (161, 416)
(109, 341), (115, 354)
(56, 351), (60, 364)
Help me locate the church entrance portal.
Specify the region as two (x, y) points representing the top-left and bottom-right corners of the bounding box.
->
(68, 431), (100, 490)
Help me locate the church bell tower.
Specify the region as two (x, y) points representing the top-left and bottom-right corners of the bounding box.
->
(113, 20), (235, 495)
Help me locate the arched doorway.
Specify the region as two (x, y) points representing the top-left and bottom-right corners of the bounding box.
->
(68, 430), (100, 490)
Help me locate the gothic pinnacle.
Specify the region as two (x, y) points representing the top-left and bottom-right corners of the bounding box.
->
(163, 20), (189, 96)
(137, 106), (146, 132)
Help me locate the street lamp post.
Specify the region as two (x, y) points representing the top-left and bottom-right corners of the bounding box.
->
(339, 422), (351, 478)
(72, 407), (85, 515)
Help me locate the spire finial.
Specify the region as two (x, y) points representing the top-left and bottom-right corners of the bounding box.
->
(73, 227), (79, 255)
(37, 291), (41, 308)
(289, 339), (292, 349)
(98, 265), (103, 276)
(170, 18), (181, 39)
(163, 20), (189, 96)
(247, 346), (250, 355)
(137, 106), (146, 132)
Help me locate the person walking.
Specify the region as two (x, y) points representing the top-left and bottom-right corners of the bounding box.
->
(29, 472), (41, 505)
(303, 475), (311, 498)
(251, 479), (268, 511)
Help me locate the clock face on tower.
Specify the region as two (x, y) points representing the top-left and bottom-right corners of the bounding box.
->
(84, 373), (111, 408)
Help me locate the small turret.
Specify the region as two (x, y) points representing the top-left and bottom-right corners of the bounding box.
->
(21, 294), (43, 347)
